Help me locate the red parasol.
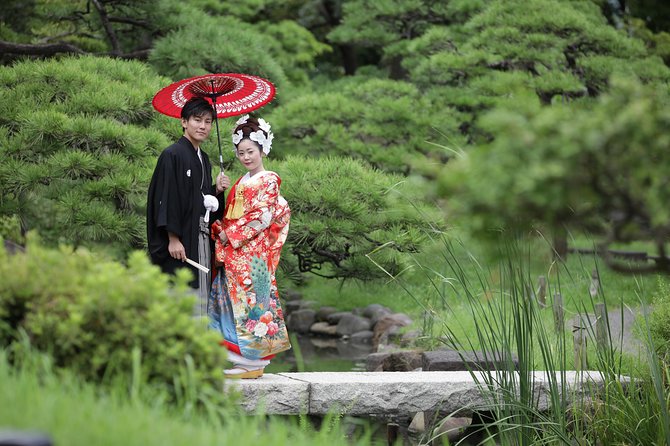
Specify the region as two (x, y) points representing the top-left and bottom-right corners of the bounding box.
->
(152, 73), (276, 172)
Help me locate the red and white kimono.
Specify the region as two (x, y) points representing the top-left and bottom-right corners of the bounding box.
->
(208, 170), (291, 360)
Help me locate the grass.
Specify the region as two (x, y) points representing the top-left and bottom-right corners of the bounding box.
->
(0, 348), (378, 446)
(299, 231), (662, 362)
(378, 233), (670, 445)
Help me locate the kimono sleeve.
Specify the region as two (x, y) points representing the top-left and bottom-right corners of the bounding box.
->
(225, 174), (279, 249)
(153, 151), (184, 237)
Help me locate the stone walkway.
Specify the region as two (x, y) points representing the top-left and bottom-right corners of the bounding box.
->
(225, 370), (622, 418)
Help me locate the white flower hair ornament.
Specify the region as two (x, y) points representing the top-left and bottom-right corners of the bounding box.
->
(232, 130), (243, 145)
(235, 114), (250, 126)
(231, 114), (274, 155)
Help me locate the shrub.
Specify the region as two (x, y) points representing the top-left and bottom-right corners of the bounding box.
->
(0, 235), (227, 399)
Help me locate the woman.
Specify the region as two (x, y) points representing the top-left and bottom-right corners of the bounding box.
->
(208, 114), (291, 379)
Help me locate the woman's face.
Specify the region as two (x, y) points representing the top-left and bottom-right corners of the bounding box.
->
(236, 139), (264, 175)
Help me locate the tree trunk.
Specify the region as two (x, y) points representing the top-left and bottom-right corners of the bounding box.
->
(552, 227), (568, 261)
(339, 44), (358, 75)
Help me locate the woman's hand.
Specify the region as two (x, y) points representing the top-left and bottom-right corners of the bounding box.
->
(219, 230), (229, 245)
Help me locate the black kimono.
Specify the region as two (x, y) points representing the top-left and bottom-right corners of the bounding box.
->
(146, 136), (219, 286)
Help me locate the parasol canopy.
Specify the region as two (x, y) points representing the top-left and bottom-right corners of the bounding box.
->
(152, 73), (276, 172)
(152, 73), (275, 118)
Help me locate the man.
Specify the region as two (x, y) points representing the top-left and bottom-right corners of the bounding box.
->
(147, 97), (230, 309)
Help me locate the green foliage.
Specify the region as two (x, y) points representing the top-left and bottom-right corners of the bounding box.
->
(269, 78), (451, 174)
(405, 0), (670, 143)
(649, 278), (670, 357)
(0, 235), (227, 398)
(440, 77), (670, 270)
(262, 20), (332, 85)
(629, 17), (670, 65)
(0, 215), (23, 244)
(0, 56), (171, 257)
(273, 155), (440, 281)
(0, 0), (171, 57)
(0, 347), (375, 446)
(328, 0), (485, 65)
(148, 14), (288, 89)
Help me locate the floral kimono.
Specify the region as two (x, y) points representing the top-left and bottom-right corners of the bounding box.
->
(208, 170), (291, 360)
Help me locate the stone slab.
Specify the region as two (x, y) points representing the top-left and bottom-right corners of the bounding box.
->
(224, 373), (310, 414)
(227, 370), (618, 418)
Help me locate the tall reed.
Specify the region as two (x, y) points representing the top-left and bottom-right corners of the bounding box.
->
(372, 232), (670, 445)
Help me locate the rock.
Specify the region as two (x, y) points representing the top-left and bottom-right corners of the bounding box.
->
(422, 350), (519, 371)
(433, 417), (472, 444)
(286, 309), (317, 334)
(408, 411), (425, 434)
(370, 307), (394, 325)
(310, 321), (339, 336)
(310, 337), (338, 349)
(365, 353), (387, 372)
(350, 330), (374, 344)
(315, 306), (338, 322)
(336, 339), (375, 359)
(362, 304), (388, 318)
(285, 299), (303, 315)
(400, 329), (421, 346)
(365, 350), (423, 372)
(298, 300), (319, 310)
(336, 314), (373, 336)
(327, 311), (352, 325)
(372, 313), (413, 350)
(282, 288), (303, 301)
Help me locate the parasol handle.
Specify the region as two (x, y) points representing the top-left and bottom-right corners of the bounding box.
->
(209, 80), (225, 175)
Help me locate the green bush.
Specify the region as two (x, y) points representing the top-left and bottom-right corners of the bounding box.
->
(0, 235), (227, 399)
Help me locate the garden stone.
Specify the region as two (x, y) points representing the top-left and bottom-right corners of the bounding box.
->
(285, 299), (303, 315)
(298, 300), (319, 310)
(0, 431), (52, 446)
(310, 337), (338, 349)
(370, 307), (393, 325)
(372, 313), (413, 349)
(365, 352), (387, 371)
(365, 350), (423, 372)
(350, 330), (374, 344)
(433, 417), (472, 444)
(423, 350), (519, 371)
(336, 314), (372, 336)
(336, 339), (374, 359)
(327, 311), (353, 325)
(286, 309), (317, 334)
(362, 303), (388, 318)
(408, 411), (425, 434)
(310, 321), (339, 336)
(282, 288), (303, 301)
(400, 330), (420, 346)
(315, 306), (338, 322)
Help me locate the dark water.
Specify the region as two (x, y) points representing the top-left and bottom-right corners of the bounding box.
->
(265, 334), (374, 373)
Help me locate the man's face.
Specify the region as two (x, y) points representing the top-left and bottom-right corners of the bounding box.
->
(181, 114), (213, 146)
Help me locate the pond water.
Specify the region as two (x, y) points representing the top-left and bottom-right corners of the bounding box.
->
(265, 334), (374, 373)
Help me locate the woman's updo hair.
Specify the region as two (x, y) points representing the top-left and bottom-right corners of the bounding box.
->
(231, 114), (274, 154)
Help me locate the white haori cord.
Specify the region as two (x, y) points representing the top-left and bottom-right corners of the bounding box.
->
(203, 194), (219, 223)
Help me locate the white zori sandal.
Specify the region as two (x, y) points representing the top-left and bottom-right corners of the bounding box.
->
(224, 351), (270, 379)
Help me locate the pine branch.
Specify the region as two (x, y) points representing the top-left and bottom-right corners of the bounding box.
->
(91, 0), (121, 56)
(0, 40), (84, 56)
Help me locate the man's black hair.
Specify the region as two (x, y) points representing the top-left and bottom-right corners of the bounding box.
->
(181, 97), (216, 121)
